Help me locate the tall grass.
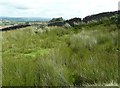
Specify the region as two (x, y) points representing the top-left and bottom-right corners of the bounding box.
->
(2, 23), (118, 86)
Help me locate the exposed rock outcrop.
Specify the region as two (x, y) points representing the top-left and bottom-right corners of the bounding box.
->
(48, 17), (65, 26)
(65, 18), (82, 27)
(48, 21), (65, 26)
(47, 11), (119, 27)
(0, 24), (31, 31)
(83, 11), (120, 23)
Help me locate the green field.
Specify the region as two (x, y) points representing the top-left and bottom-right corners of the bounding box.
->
(2, 20), (119, 86)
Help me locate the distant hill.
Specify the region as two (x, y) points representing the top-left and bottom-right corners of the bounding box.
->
(0, 17), (51, 22)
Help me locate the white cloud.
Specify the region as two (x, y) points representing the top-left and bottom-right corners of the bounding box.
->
(0, 0), (119, 19)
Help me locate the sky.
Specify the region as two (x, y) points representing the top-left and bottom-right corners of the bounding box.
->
(0, 0), (119, 19)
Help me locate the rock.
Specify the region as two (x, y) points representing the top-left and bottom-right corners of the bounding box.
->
(65, 18), (82, 27)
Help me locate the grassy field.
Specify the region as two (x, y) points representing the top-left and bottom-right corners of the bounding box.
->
(2, 21), (119, 86)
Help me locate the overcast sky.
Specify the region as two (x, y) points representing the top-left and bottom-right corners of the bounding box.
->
(0, 0), (119, 19)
